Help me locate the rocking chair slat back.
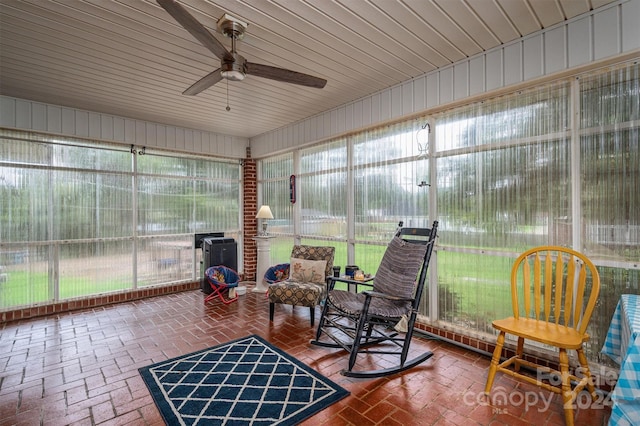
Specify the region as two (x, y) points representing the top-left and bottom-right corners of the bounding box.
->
(373, 236), (428, 301)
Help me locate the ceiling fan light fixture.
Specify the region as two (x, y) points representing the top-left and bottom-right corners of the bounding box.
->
(221, 69), (245, 81)
(221, 52), (246, 81)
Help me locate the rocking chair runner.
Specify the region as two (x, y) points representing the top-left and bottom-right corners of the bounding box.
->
(311, 222), (438, 378)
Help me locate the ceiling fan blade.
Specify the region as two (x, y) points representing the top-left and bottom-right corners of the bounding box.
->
(246, 62), (327, 89)
(157, 0), (230, 61)
(183, 69), (223, 95)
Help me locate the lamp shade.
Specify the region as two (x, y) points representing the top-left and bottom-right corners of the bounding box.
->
(256, 205), (274, 219)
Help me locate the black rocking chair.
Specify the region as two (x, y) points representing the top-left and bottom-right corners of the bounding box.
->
(310, 221), (438, 378)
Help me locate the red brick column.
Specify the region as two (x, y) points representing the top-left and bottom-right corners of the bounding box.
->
(243, 147), (257, 280)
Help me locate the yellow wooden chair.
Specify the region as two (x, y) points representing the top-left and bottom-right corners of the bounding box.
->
(484, 246), (600, 426)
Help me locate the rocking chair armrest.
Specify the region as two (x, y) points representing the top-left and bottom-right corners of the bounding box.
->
(362, 290), (414, 303)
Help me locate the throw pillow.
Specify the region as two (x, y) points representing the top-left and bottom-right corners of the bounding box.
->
(289, 258), (327, 284)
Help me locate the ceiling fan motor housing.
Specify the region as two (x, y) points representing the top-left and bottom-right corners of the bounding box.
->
(217, 14), (247, 40)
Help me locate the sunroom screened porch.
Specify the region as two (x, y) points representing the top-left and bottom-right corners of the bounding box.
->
(1, 61), (638, 374)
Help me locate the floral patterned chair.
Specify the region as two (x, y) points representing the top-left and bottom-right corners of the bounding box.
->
(267, 245), (335, 326)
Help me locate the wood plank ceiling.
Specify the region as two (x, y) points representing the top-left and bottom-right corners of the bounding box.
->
(0, 0), (616, 139)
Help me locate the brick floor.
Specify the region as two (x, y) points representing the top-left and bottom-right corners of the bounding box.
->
(0, 286), (612, 425)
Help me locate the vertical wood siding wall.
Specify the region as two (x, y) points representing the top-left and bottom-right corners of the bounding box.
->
(0, 96), (249, 159)
(250, 0), (640, 158)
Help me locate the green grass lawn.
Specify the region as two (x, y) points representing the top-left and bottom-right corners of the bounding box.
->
(1, 246), (516, 325)
(269, 238), (516, 328)
(0, 271), (134, 308)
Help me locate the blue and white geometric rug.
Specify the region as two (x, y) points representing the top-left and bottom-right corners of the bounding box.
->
(139, 335), (349, 425)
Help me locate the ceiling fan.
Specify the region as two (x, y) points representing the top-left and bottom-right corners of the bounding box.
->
(157, 0), (327, 96)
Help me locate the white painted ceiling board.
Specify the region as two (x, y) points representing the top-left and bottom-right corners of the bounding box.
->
(433, 0), (501, 50)
(293, 0), (430, 77)
(531, 0), (565, 28)
(0, 0), (619, 140)
(369, 0), (460, 65)
(496, 0), (541, 36)
(248, 0), (406, 85)
(331, 0), (441, 70)
(560, 0), (592, 18)
(465, 0), (521, 43)
(403, 0), (483, 57)
(592, 0), (619, 7)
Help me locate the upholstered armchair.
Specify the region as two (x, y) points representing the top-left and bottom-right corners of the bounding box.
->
(267, 245), (335, 326)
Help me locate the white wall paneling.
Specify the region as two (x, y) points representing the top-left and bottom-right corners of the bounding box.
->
(352, 99), (363, 131)
(568, 17), (592, 67)
(32, 103), (47, 132)
(88, 112), (101, 140)
(124, 119), (136, 144)
(303, 119), (312, 145)
(371, 93), (381, 125)
(100, 115), (114, 141)
(344, 103), (354, 134)
(391, 85), (403, 119)
(113, 117), (125, 142)
(0, 97), (16, 126)
(145, 123), (157, 148)
(135, 121), (146, 145)
(379, 90), (391, 122)
(485, 50), (503, 91)
(0, 95), (248, 159)
(545, 26), (568, 74)
(328, 109), (337, 136)
(250, 0), (639, 158)
(413, 76), (426, 112)
(47, 105), (62, 134)
(523, 35), (545, 81)
(426, 73), (439, 109)
(304, 118), (312, 143)
(469, 56), (485, 96)
(622, 0), (640, 51)
(75, 110), (89, 137)
(439, 66), (454, 104)
(15, 100), (30, 129)
(322, 110), (332, 137)
(183, 129), (194, 153)
(594, 6), (621, 60)
(453, 62), (469, 101)
(504, 43), (523, 86)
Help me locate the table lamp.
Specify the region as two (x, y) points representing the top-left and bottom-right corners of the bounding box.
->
(256, 205), (274, 236)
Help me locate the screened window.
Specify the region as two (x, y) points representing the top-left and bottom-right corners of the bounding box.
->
(580, 64), (640, 263)
(578, 63), (640, 363)
(299, 140), (348, 239)
(258, 154), (295, 262)
(435, 82), (572, 336)
(0, 130), (241, 309)
(257, 60), (640, 364)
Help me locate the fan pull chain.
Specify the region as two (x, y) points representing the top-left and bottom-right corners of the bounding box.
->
(226, 79), (231, 112)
